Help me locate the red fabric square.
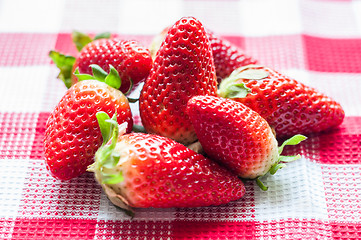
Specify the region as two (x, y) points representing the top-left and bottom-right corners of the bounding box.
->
(282, 117), (361, 164)
(331, 221), (361, 240)
(222, 35), (246, 49)
(96, 220), (172, 239)
(0, 112), (38, 159)
(245, 35), (305, 70)
(303, 35), (361, 73)
(0, 33), (57, 66)
(30, 112), (50, 160)
(54, 33), (153, 59)
(54, 33), (78, 57)
(11, 218), (97, 240)
(173, 220), (256, 239)
(316, 117), (361, 164)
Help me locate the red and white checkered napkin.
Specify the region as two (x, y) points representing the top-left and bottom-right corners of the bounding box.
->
(1, 0), (361, 239)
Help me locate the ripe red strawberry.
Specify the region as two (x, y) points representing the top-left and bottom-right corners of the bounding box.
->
(139, 17), (218, 145)
(49, 32), (152, 94)
(187, 95), (306, 190)
(218, 65), (345, 138)
(149, 27), (257, 81)
(44, 66), (133, 180)
(88, 112), (246, 214)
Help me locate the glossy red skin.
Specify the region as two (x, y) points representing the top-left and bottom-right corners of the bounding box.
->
(230, 66), (345, 138)
(44, 80), (133, 180)
(112, 133), (246, 208)
(150, 27), (257, 82)
(139, 17), (218, 145)
(207, 31), (258, 82)
(187, 95), (278, 179)
(72, 39), (152, 94)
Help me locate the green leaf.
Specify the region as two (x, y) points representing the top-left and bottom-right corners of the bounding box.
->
(105, 65), (122, 89)
(124, 78), (134, 95)
(237, 68), (269, 80)
(269, 163), (287, 175)
(278, 134), (307, 155)
(226, 83), (252, 99)
(102, 172), (124, 185)
(96, 112), (112, 147)
(73, 68), (96, 81)
(102, 152), (120, 169)
(256, 177), (268, 191)
(74, 64), (122, 89)
(90, 64), (108, 82)
(49, 50), (76, 88)
(279, 154), (301, 163)
(94, 112), (126, 185)
(94, 32), (111, 40)
(72, 31), (93, 52)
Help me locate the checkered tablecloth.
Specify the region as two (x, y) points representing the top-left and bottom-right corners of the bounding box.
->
(1, 0), (361, 239)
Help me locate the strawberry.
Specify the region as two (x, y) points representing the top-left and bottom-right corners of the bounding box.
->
(149, 27), (257, 81)
(88, 112), (246, 214)
(187, 95), (306, 190)
(139, 17), (218, 145)
(49, 31), (152, 94)
(218, 65), (345, 139)
(44, 65), (133, 180)
(207, 30), (258, 82)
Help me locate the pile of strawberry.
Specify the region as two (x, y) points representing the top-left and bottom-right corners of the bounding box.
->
(45, 17), (344, 215)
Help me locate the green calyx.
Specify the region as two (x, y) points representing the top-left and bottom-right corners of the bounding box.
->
(88, 112), (124, 185)
(49, 51), (76, 88)
(256, 134), (307, 191)
(74, 64), (137, 99)
(72, 30), (111, 52)
(74, 64), (122, 90)
(218, 65), (269, 99)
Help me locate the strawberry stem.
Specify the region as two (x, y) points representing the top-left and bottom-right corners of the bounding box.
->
(48, 51), (76, 88)
(88, 111), (128, 185)
(278, 134), (307, 155)
(218, 65), (270, 99)
(257, 134), (307, 191)
(72, 30), (110, 52)
(74, 64), (122, 90)
(256, 177), (268, 191)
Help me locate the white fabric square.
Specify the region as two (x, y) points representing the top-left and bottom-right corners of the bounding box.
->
(239, 0), (302, 36)
(0, 158), (30, 218)
(183, 0), (242, 34)
(0, 0), (64, 33)
(281, 68), (311, 86)
(353, 1), (361, 35)
(97, 191), (176, 221)
(254, 158), (328, 221)
(0, 66), (51, 112)
(18, 159), (101, 219)
(301, 0), (359, 37)
(118, 0), (183, 35)
(41, 67), (68, 112)
(61, 0), (120, 32)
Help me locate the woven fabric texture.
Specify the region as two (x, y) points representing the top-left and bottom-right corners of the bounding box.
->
(1, 0), (361, 239)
